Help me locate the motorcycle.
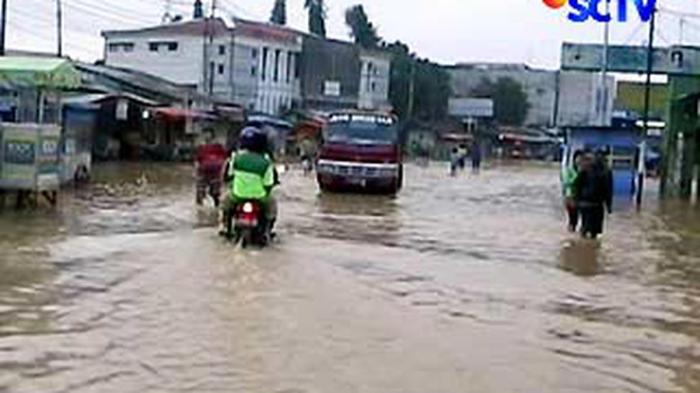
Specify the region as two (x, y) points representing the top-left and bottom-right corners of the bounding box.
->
(224, 200), (271, 248)
(196, 167), (223, 207)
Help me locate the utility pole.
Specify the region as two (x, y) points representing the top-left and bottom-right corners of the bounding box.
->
(638, 6), (656, 207)
(1, 0), (7, 56)
(56, 0), (63, 57)
(680, 17), (685, 45)
(598, 0), (610, 126)
(207, 0), (217, 96)
(162, 0), (172, 24)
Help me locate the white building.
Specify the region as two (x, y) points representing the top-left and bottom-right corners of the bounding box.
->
(102, 14), (390, 115)
(557, 71), (616, 127)
(358, 50), (391, 111)
(231, 19), (302, 114)
(103, 18), (233, 101)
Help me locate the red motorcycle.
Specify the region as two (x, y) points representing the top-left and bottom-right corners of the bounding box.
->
(224, 200), (271, 248)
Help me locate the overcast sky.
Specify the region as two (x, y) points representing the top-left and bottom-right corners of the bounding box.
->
(5, 0), (699, 68)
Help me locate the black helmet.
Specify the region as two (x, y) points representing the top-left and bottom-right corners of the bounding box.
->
(239, 127), (267, 153)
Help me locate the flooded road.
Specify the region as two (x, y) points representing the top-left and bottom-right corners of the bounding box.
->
(2, 162), (700, 392)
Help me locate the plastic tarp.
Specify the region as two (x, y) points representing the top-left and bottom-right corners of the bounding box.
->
(0, 57), (81, 89)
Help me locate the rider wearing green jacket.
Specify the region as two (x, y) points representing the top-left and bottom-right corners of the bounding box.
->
(562, 150), (583, 232)
(221, 127), (278, 234)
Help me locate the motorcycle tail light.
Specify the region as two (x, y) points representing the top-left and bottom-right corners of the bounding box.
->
(242, 202), (254, 214)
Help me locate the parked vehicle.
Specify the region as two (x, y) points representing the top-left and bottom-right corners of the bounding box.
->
(316, 111), (403, 194)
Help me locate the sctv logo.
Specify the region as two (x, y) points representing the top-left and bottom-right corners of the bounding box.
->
(543, 0), (656, 23)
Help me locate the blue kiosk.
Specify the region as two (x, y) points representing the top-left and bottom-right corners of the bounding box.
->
(561, 124), (642, 197)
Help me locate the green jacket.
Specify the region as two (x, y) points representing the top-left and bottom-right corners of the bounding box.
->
(562, 167), (578, 198)
(227, 151), (275, 201)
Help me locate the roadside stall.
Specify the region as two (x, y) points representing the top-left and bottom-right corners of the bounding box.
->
(562, 126), (642, 196)
(0, 57), (81, 207)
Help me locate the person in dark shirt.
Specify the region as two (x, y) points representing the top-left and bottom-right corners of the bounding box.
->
(573, 151), (613, 239)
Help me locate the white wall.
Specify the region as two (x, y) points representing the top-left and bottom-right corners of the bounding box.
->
(557, 71), (615, 127)
(104, 32), (233, 99)
(235, 35), (302, 115)
(448, 65), (558, 126)
(358, 54), (391, 110)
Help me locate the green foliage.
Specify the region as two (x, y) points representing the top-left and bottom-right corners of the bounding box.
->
(344, 5), (380, 49)
(472, 77), (530, 125)
(270, 0), (287, 25)
(385, 41), (451, 121)
(193, 0), (204, 19)
(304, 0), (326, 37)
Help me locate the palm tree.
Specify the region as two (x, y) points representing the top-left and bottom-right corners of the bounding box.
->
(304, 0), (326, 37)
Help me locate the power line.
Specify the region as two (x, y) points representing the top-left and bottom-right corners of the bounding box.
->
(61, 0), (155, 25)
(7, 18), (98, 55)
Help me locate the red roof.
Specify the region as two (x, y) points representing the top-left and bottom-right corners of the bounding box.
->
(233, 19), (300, 44)
(103, 18), (230, 38)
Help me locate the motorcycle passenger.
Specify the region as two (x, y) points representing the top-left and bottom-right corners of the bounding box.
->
(221, 127), (278, 236)
(195, 130), (227, 206)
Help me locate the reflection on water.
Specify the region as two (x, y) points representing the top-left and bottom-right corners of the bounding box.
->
(559, 240), (602, 277)
(1, 162), (700, 392)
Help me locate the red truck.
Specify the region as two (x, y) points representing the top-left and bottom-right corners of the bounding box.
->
(316, 111), (403, 194)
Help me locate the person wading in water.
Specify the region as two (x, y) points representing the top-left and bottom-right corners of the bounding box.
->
(573, 151), (613, 239)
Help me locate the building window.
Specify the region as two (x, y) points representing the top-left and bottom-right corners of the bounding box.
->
(273, 49), (281, 83)
(149, 41), (178, 52)
(371, 81), (377, 92)
(286, 51), (292, 84)
(218, 63), (225, 75)
(108, 42), (134, 52)
(252, 48), (258, 59)
(251, 65), (257, 77)
(261, 47), (268, 81)
(219, 45), (226, 55)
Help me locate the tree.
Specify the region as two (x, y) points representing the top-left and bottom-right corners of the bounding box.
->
(385, 41), (451, 121)
(270, 0), (287, 25)
(304, 0), (326, 37)
(345, 5), (380, 49)
(193, 0), (204, 19)
(472, 77), (530, 125)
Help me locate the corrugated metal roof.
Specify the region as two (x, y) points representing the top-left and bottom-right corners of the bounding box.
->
(0, 57), (81, 89)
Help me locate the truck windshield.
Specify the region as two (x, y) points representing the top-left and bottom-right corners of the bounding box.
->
(327, 121), (398, 145)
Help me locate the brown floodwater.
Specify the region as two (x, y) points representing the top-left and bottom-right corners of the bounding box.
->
(1, 161), (700, 393)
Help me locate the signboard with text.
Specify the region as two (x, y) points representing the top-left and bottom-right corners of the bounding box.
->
(0, 123), (60, 190)
(561, 43), (700, 76)
(448, 98), (494, 118)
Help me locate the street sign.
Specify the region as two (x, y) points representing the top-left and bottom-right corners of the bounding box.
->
(448, 98), (494, 118)
(323, 81), (341, 97)
(561, 43), (700, 76)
